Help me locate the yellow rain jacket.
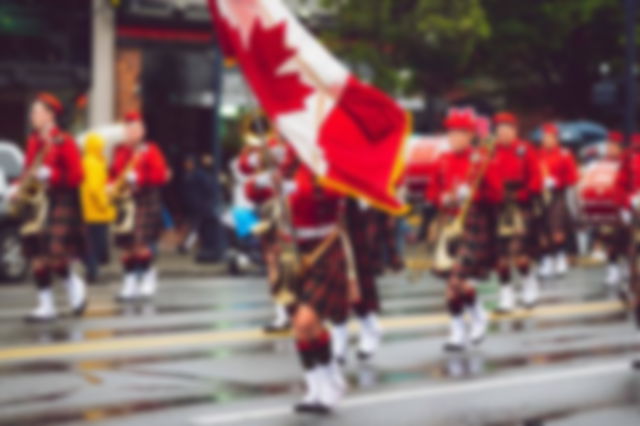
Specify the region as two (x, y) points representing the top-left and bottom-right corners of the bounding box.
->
(81, 133), (115, 223)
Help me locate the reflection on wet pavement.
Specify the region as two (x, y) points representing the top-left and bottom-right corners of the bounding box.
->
(0, 268), (638, 426)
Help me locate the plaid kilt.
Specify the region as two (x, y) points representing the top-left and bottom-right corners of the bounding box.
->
(23, 189), (86, 259)
(293, 238), (349, 324)
(369, 210), (402, 273)
(260, 228), (282, 295)
(450, 202), (498, 281)
(346, 202), (380, 312)
(597, 223), (629, 259)
(543, 190), (573, 238)
(116, 188), (163, 249)
(497, 200), (540, 259)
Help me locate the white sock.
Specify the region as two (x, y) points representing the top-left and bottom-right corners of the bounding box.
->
(273, 303), (289, 326)
(140, 267), (158, 296)
(32, 289), (56, 317)
(447, 315), (466, 346)
(331, 323), (349, 361)
(65, 271), (86, 309)
(120, 273), (138, 298)
(358, 313), (382, 355)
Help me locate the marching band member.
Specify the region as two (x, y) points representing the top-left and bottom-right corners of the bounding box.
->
(429, 110), (503, 350)
(580, 132), (626, 289)
(240, 133), (296, 333)
(331, 198), (383, 364)
(110, 112), (169, 302)
(615, 133), (640, 339)
(246, 158), (347, 414)
(492, 112), (543, 312)
(10, 93), (87, 321)
(537, 123), (580, 278)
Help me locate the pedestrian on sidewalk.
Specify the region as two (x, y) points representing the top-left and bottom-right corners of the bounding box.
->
(178, 154), (217, 256)
(80, 133), (115, 283)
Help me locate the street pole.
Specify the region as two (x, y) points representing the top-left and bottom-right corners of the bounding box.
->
(208, 46), (228, 261)
(623, 0), (637, 143)
(89, 0), (115, 128)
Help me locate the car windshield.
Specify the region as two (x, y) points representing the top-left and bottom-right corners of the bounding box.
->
(0, 143), (23, 180)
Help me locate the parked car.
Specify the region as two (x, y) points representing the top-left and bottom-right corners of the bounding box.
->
(0, 140), (28, 282)
(529, 120), (608, 155)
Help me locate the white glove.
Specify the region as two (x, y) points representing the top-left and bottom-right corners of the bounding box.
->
(621, 209), (633, 225)
(271, 145), (286, 164)
(456, 184), (471, 202)
(631, 194), (640, 210)
(247, 152), (260, 169)
(6, 184), (18, 200)
(126, 171), (138, 185)
(282, 180), (297, 196)
(252, 171), (273, 189)
(358, 199), (370, 210)
(544, 177), (557, 190)
(36, 166), (51, 182)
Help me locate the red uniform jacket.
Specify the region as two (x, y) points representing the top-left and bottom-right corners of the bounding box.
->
(493, 139), (542, 202)
(23, 127), (83, 189)
(615, 148), (640, 208)
(428, 147), (503, 215)
(245, 165), (342, 241)
(539, 147), (579, 189)
(110, 142), (169, 188)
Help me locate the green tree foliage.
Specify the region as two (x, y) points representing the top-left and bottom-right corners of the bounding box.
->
(320, 0), (490, 95)
(474, 0), (626, 117)
(322, 0), (633, 118)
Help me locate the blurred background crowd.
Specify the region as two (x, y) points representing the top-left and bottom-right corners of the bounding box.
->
(0, 0), (637, 283)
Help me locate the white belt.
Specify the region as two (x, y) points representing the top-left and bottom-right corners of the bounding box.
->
(294, 224), (337, 241)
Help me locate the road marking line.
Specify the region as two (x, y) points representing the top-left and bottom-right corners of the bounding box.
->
(190, 361), (631, 425)
(0, 301), (625, 363)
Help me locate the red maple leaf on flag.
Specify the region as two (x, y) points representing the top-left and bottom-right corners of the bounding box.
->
(240, 20), (314, 117)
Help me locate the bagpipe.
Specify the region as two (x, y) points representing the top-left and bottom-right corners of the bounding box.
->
(9, 141), (52, 236)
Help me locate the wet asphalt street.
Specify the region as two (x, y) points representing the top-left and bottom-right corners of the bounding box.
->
(0, 265), (639, 426)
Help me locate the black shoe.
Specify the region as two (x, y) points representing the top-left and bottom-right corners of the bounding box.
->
(115, 294), (138, 304)
(633, 359), (640, 370)
(443, 342), (465, 352)
(357, 350), (373, 361)
(263, 322), (291, 334)
(470, 335), (485, 346)
(72, 299), (88, 317)
(294, 402), (331, 415)
(24, 313), (57, 324)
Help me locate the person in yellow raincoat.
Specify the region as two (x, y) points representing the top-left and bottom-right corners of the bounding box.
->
(81, 133), (115, 282)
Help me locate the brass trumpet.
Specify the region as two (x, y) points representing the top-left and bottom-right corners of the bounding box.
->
(432, 138), (497, 273)
(110, 152), (141, 236)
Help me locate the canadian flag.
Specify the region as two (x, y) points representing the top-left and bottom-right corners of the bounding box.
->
(208, 0), (410, 214)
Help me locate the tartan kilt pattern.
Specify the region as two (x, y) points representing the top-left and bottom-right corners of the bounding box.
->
(260, 228), (282, 295)
(346, 204), (381, 312)
(294, 238), (349, 324)
(23, 189), (86, 259)
(597, 223), (629, 258)
(116, 188), (163, 249)
(543, 190), (572, 237)
(497, 200), (540, 259)
(451, 202), (498, 281)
